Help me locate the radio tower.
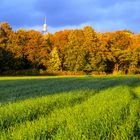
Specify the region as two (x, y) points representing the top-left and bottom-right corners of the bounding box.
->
(42, 17), (47, 34)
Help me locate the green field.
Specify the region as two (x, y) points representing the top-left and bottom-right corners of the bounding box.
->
(0, 76), (140, 139)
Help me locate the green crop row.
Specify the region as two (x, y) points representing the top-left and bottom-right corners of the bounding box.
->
(0, 76), (140, 104)
(0, 86), (139, 140)
(0, 90), (95, 131)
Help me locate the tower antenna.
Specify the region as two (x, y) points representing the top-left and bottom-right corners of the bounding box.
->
(45, 16), (46, 24)
(42, 17), (47, 34)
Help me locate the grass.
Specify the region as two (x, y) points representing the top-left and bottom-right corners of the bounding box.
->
(0, 76), (140, 139)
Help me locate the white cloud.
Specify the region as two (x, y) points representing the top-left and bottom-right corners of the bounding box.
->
(2, 0), (140, 33)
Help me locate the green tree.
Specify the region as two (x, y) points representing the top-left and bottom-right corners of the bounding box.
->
(64, 29), (85, 71)
(110, 31), (133, 74)
(38, 34), (52, 69)
(83, 26), (103, 73)
(128, 34), (140, 74)
(48, 47), (61, 71)
(51, 30), (71, 70)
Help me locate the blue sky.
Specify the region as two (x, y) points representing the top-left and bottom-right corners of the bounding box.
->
(0, 0), (140, 33)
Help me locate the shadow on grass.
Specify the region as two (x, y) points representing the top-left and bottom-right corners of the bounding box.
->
(0, 76), (140, 104)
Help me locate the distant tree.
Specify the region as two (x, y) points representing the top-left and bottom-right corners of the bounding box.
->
(83, 26), (103, 73)
(99, 31), (133, 74)
(23, 30), (43, 69)
(38, 34), (52, 69)
(0, 47), (15, 72)
(64, 29), (85, 71)
(110, 31), (133, 74)
(0, 22), (14, 49)
(0, 25), (7, 48)
(0, 22), (18, 70)
(128, 34), (140, 74)
(99, 32), (116, 73)
(51, 30), (72, 70)
(0, 22), (140, 75)
(48, 47), (61, 71)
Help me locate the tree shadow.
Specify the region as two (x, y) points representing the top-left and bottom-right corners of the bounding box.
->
(0, 76), (140, 104)
(0, 47), (33, 75)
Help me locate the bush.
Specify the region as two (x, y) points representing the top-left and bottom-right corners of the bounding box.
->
(39, 70), (86, 76)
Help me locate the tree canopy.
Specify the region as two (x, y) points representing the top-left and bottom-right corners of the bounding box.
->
(0, 22), (140, 75)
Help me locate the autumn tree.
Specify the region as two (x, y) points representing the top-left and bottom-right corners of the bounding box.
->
(38, 34), (52, 69)
(0, 22), (18, 71)
(83, 26), (103, 73)
(51, 30), (71, 70)
(128, 34), (140, 74)
(109, 30), (133, 74)
(99, 32), (116, 73)
(23, 30), (43, 69)
(64, 29), (86, 71)
(0, 22), (140, 75)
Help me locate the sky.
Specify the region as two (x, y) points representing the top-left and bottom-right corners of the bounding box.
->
(0, 0), (140, 33)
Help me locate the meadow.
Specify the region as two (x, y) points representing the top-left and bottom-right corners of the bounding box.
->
(0, 76), (140, 139)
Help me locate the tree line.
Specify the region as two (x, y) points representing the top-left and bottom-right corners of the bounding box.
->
(0, 22), (140, 75)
